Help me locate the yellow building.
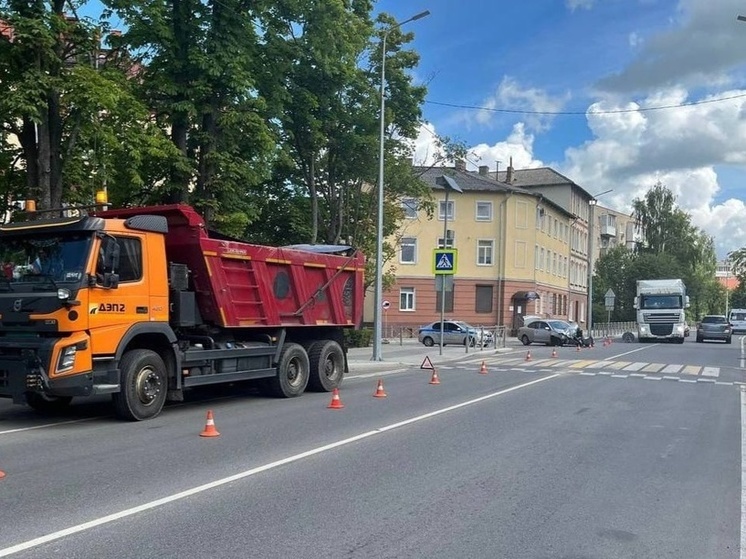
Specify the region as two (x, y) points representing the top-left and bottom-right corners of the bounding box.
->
(377, 162), (585, 334)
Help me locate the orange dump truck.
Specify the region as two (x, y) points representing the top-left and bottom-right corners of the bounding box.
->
(0, 204), (364, 420)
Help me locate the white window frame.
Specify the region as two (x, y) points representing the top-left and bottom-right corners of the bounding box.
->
(475, 201), (492, 221)
(438, 200), (455, 221)
(399, 287), (415, 311)
(399, 237), (417, 264)
(437, 233), (455, 249)
(477, 239), (494, 266)
(401, 198), (418, 219)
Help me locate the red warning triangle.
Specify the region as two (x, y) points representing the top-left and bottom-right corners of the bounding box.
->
(420, 356), (434, 370)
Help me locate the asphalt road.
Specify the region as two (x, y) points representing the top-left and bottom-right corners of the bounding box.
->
(0, 336), (743, 558)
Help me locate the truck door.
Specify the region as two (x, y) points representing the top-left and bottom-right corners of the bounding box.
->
(88, 234), (150, 356)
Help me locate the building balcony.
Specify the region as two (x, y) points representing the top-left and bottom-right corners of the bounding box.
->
(599, 224), (616, 237)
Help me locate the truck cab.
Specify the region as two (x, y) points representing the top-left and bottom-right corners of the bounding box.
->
(634, 279), (689, 344)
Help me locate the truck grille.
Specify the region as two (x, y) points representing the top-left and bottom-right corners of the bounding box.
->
(642, 312), (680, 323)
(650, 324), (674, 336)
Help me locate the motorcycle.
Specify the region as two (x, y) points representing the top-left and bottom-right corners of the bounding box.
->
(570, 327), (594, 348)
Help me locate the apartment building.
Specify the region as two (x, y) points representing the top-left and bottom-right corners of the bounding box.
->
(376, 163), (580, 334)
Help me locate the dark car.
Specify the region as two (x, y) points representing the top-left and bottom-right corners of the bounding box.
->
(418, 320), (493, 347)
(696, 315), (732, 344)
(517, 319), (576, 346)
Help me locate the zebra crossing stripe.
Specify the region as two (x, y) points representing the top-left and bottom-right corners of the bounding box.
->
(701, 367), (719, 377)
(569, 360), (597, 369)
(622, 362), (648, 371)
(641, 363), (666, 373)
(584, 360), (615, 369)
(605, 361), (632, 370)
(682, 365), (700, 375)
(662, 364), (684, 374)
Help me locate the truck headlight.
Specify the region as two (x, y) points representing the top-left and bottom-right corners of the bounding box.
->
(639, 325), (649, 333)
(675, 325), (684, 333)
(57, 288), (71, 300)
(57, 345), (77, 372)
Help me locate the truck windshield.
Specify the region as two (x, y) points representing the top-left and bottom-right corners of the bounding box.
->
(0, 234), (92, 289)
(640, 295), (682, 309)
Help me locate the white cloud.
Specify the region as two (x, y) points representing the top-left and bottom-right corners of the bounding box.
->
(566, 0), (594, 11)
(471, 77), (570, 132)
(412, 121), (544, 172)
(559, 88), (746, 257)
(597, 0), (746, 93)
(468, 123), (544, 171)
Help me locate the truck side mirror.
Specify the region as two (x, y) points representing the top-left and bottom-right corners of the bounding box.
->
(633, 297), (639, 310)
(685, 295), (690, 308)
(96, 236), (121, 289)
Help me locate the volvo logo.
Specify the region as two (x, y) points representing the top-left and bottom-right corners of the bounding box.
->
(13, 299), (22, 312)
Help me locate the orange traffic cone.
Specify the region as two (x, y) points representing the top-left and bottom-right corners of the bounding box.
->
(551, 348), (557, 358)
(0, 469), (5, 479)
(199, 410), (220, 438)
(429, 368), (441, 385)
(479, 361), (488, 375)
(373, 379), (387, 398)
(525, 350), (532, 362)
(328, 387), (345, 409)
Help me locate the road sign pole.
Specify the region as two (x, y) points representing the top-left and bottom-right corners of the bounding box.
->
(439, 189), (450, 356)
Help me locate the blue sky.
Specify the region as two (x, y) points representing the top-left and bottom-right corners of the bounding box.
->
(378, 0), (746, 259)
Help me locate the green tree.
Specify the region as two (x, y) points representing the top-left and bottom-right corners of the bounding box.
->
(103, 0), (275, 224)
(0, 2), (179, 212)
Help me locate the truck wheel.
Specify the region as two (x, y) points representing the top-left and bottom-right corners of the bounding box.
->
(307, 340), (344, 392)
(264, 343), (309, 398)
(112, 349), (168, 421)
(25, 393), (72, 413)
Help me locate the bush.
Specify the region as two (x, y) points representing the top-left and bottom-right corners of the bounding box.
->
(345, 328), (373, 348)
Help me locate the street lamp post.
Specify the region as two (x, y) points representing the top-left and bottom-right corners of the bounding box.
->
(372, 10), (430, 362)
(586, 189), (613, 335)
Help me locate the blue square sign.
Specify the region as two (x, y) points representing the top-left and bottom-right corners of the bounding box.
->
(432, 249), (457, 275)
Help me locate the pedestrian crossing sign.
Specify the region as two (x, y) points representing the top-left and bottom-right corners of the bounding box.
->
(432, 249), (457, 275)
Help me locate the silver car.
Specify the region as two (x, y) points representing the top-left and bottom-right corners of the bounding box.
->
(517, 319), (575, 346)
(418, 320), (493, 347)
(696, 315), (732, 344)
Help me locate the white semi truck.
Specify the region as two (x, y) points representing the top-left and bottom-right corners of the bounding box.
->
(634, 279), (689, 344)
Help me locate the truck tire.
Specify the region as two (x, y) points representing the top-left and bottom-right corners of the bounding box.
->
(25, 393), (72, 413)
(112, 349), (168, 421)
(307, 340), (344, 392)
(264, 343), (309, 398)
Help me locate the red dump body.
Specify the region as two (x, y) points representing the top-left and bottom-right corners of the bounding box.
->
(101, 204), (365, 329)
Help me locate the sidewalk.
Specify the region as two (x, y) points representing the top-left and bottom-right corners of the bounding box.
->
(346, 338), (518, 376)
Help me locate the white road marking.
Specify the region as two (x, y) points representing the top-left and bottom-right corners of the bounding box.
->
(622, 362), (647, 371)
(741, 388), (746, 559)
(662, 364), (684, 374)
(0, 418), (100, 436)
(0, 374), (561, 558)
(643, 376), (662, 381)
(702, 367), (720, 378)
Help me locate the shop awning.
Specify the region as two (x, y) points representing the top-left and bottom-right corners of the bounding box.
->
(512, 291), (540, 300)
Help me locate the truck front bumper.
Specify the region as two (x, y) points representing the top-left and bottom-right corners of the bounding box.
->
(0, 344), (119, 404)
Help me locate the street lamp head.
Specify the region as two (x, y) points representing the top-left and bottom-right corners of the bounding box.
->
(436, 175), (463, 193)
(411, 10), (431, 21)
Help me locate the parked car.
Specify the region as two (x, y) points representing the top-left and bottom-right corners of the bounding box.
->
(696, 315), (732, 344)
(517, 319), (577, 346)
(418, 320), (493, 347)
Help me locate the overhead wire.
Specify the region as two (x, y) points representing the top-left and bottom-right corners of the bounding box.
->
(424, 92), (746, 116)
